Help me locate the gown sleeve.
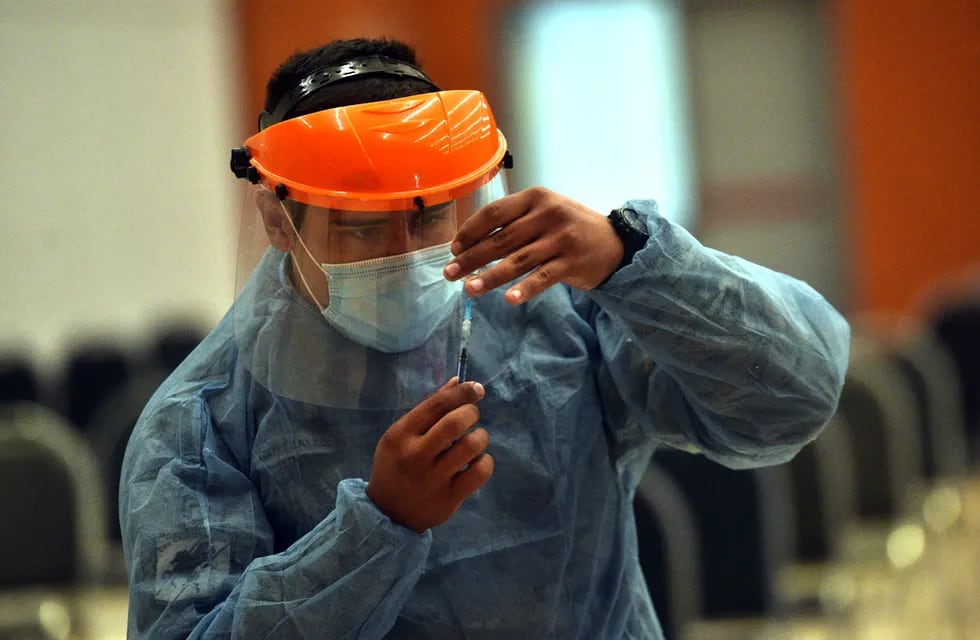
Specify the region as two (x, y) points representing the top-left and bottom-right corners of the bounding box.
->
(584, 200), (851, 471)
(120, 390), (430, 640)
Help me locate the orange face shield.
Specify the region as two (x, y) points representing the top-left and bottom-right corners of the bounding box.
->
(231, 90), (510, 212)
(228, 65), (512, 404)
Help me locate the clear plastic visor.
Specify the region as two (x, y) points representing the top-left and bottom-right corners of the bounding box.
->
(230, 170), (508, 411)
(236, 170), (508, 291)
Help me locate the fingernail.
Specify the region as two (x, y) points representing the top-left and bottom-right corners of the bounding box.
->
(507, 288), (522, 302)
(444, 262), (460, 279)
(469, 278), (484, 293)
(472, 382), (485, 398)
(451, 241), (462, 255)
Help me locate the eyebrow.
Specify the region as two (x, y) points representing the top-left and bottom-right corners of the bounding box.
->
(330, 217), (391, 228)
(328, 203), (452, 228)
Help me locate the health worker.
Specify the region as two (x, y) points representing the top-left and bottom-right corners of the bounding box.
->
(120, 37), (851, 639)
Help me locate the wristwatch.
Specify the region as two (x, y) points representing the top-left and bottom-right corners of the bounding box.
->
(608, 207), (650, 272)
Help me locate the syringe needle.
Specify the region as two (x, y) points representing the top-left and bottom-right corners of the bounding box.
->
(456, 296), (473, 382)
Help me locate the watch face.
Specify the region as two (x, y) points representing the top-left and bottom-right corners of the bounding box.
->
(618, 208), (647, 235)
(608, 207), (649, 274)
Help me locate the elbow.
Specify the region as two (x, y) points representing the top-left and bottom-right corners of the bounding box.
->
(696, 397), (838, 470)
(754, 307), (851, 451)
(696, 334), (851, 469)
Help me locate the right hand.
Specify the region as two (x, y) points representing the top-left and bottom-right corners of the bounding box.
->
(366, 378), (494, 533)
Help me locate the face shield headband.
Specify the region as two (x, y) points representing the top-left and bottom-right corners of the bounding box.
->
(257, 55), (441, 131)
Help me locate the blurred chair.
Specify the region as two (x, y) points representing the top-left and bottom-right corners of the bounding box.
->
(785, 413), (858, 563)
(85, 367), (170, 582)
(0, 402), (109, 637)
(914, 268), (980, 464)
(0, 402), (107, 585)
(818, 333), (928, 575)
(148, 323), (205, 372)
(774, 413), (858, 612)
(836, 335), (923, 522)
(929, 299), (980, 463)
(851, 312), (970, 480)
(651, 447), (796, 621)
(885, 327), (969, 479)
(57, 343), (132, 431)
(634, 460), (703, 639)
(0, 354), (40, 406)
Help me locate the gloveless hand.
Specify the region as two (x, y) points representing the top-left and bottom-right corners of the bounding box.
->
(444, 187), (624, 304)
(366, 378), (493, 533)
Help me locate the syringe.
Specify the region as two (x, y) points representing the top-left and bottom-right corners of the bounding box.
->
(456, 295), (473, 382)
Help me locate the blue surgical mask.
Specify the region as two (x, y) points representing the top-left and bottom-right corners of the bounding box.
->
(280, 202), (461, 353)
(318, 243), (461, 353)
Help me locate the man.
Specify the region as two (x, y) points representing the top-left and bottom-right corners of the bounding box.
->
(120, 37), (850, 639)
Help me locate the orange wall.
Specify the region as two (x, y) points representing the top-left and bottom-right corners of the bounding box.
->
(237, 1), (980, 317)
(832, 0), (980, 314)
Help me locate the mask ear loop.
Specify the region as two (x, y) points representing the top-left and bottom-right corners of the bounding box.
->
(279, 201), (328, 312)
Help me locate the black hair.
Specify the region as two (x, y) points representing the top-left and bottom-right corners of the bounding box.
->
(265, 38), (437, 229)
(263, 37), (436, 123)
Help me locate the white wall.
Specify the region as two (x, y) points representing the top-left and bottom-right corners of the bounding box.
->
(496, 0), (845, 309)
(0, 1), (241, 376)
(505, 0), (696, 227)
(685, 0), (847, 308)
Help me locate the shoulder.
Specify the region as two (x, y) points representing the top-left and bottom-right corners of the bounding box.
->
(125, 320), (241, 471)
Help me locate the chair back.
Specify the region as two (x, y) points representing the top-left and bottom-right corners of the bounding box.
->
(635, 460), (703, 638)
(86, 368), (170, 542)
(838, 337), (922, 518)
(0, 403), (108, 587)
(786, 413), (857, 561)
(653, 448), (795, 618)
(59, 344), (131, 430)
(928, 301), (980, 463)
(0, 355), (40, 406)
(888, 329), (969, 478)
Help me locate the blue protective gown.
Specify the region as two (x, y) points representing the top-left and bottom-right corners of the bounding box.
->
(120, 200), (850, 639)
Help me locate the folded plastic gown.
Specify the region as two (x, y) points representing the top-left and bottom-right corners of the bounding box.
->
(120, 199), (850, 639)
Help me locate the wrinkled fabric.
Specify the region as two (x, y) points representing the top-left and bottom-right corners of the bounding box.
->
(319, 243), (462, 353)
(120, 200), (850, 639)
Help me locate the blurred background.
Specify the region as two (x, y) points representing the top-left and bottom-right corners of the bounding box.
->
(1, 0), (978, 638)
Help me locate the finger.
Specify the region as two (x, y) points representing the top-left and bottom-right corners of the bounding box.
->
(451, 192), (531, 256)
(445, 212), (541, 284)
(460, 234), (563, 297)
(448, 453), (494, 502)
(434, 427), (489, 476)
(501, 257), (572, 305)
(388, 380), (485, 438)
(422, 403), (481, 457)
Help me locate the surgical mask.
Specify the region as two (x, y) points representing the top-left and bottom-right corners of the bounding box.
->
(319, 244), (461, 353)
(282, 202), (461, 352)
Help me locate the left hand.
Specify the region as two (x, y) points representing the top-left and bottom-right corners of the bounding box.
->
(443, 187), (624, 304)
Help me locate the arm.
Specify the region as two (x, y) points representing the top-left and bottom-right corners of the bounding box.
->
(586, 200), (850, 468)
(120, 403), (430, 640)
(446, 189), (849, 469)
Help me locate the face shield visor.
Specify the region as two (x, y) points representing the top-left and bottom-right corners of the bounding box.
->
(229, 90), (510, 411)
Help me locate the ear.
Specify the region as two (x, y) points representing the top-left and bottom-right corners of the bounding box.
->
(255, 189), (294, 251)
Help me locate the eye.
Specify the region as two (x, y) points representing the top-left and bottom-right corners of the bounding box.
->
(422, 210), (450, 225)
(344, 226), (383, 241)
